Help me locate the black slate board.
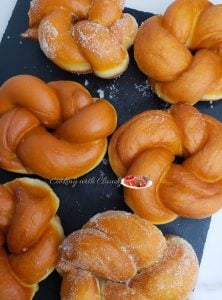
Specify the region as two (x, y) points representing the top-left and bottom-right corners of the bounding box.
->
(0, 1), (216, 299)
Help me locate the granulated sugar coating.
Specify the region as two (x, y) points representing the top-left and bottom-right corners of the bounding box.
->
(131, 235), (199, 299)
(57, 227), (137, 282)
(39, 20), (58, 59)
(95, 80), (155, 105)
(84, 79), (89, 86)
(57, 212), (198, 299)
(59, 268), (100, 300)
(30, 0), (39, 11)
(97, 89), (105, 99)
(85, 210), (167, 269)
(74, 21), (127, 64)
(94, 80), (120, 102)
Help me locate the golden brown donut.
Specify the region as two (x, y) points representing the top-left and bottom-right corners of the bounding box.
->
(134, 0), (222, 104)
(0, 177), (64, 299)
(0, 74), (117, 179)
(28, 0), (91, 28)
(23, 0), (138, 78)
(57, 211), (199, 300)
(109, 103), (222, 224)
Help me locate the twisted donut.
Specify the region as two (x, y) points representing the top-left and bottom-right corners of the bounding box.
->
(134, 0), (222, 104)
(0, 74), (117, 179)
(0, 177), (64, 299)
(23, 0), (138, 78)
(57, 211), (199, 300)
(109, 103), (222, 224)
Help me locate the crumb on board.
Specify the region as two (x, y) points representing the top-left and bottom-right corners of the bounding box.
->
(84, 79), (89, 86)
(97, 89), (105, 99)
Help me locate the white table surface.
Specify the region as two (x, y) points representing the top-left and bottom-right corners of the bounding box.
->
(0, 1), (222, 299)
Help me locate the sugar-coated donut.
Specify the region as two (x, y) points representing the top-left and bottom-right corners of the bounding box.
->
(57, 211), (199, 300)
(23, 0), (138, 78)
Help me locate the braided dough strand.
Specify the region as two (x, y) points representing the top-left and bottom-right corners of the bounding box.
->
(24, 0), (138, 78)
(134, 0), (222, 104)
(109, 103), (222, 223)
(0, 178), (64, 299)
(57, 211), (199, 300)
(0, 75), (117, 179)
